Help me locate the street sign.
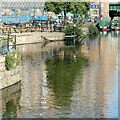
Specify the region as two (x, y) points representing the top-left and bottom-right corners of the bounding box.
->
(90, 4), (100, 9)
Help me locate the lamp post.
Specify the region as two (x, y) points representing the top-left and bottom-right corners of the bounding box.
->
(64, 7), (66, 26)
(73, 5), (76, 23)
(64, 2), (69, 26)
(73, 4), (78, 23)
(73, 24), (76, 45)
(99, 0), (101, 18)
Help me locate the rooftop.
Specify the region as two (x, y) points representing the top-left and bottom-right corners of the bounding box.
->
(1, 1), (45, 9)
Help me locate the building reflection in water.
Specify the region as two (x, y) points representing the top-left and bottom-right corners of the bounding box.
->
(80, 32), (118, 118)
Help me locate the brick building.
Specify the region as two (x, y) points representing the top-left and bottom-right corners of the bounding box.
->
(90, 0), (109, 19)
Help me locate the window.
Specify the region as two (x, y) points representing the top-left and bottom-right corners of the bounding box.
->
(93, 10), (98, 15)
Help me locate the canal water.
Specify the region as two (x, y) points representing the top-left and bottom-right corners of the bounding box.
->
(0, 31), (119, 118)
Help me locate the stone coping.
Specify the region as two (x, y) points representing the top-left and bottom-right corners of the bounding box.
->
(0, 66), (22, 90)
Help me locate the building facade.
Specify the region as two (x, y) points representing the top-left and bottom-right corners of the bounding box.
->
(0, 1), (45, 17)
(0, 1), (46, 24)
(90, 0), (109, 19)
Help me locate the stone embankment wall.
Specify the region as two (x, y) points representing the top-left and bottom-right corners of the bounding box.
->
(0, 56), (5, 71)
(0, 32), (64, 89)
(12, 32), (65, 45)
(0, 66), (21, 90)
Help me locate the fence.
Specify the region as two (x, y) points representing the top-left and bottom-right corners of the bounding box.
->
(0, 34), (16, 55)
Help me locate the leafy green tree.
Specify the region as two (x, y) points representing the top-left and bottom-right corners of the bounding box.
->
(44, 2), (65, 14)
(44, 2), (55, 13)
(44, 2), (90, 16)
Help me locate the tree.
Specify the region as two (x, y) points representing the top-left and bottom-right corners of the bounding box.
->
(44, 2), (90, 16)
(44, 2), (55, 12)
(44, 2), (65, 14)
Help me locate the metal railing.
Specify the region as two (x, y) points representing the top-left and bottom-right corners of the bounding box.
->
(0, 34), (16, 55)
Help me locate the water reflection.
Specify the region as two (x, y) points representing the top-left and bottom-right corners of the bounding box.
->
(46, 47), (89, 107)
(3, 100), (17, 118)
(0, 31), (118, 118)
(0, 82), (21, 118)
(81, 32), (118, 118)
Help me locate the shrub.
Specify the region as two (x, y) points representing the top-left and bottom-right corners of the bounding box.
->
(5, 49), (21, 70)
(64, 23), (82, 36)
(64, 23), (83, 45)
(5, 52), (14, 70)
(88, 24), (99, 35)
(89, 34), (98, 40)
(12, 49), (21, 67)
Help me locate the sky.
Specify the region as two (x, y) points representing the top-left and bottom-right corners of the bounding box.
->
(1, 0), (120, 2)
(109, 0), (120, 2)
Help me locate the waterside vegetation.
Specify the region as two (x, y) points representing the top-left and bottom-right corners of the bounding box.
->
(5, 49), (21, 70)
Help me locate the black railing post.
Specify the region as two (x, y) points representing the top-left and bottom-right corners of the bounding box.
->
(7, 34), (9, 51)
(20, 24), (22, 33)
(14, 35), (16, 50)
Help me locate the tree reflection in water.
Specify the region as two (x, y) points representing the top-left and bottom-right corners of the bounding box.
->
(45, 46), (89, 108)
